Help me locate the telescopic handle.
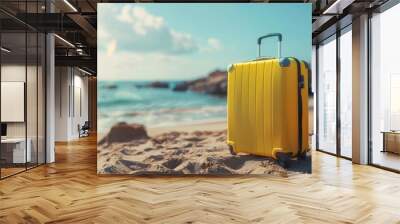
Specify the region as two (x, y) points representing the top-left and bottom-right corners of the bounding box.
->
(257, 33), (282, 58)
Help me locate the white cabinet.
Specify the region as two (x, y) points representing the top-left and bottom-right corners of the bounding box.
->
(1, 138), (32, 163)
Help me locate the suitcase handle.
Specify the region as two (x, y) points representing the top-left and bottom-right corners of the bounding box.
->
(257, 33), (282, 59)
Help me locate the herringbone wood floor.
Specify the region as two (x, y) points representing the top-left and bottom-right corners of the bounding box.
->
(1, 135), (400, 224)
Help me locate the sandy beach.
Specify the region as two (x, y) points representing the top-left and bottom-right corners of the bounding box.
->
(96, 121), (311, 177)
(147, 121), (227, 136)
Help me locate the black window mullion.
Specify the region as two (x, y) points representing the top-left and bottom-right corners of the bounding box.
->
(24, 0), (28, 171)
(367, 11), (373, 165)
(316, 44), (320, 151)
(36, 0), (39, 167)
(336, 29), (341, 157)
(44, 31), (47, 164)
(73, 68), (75, 118)
(0, 23), (2, 179)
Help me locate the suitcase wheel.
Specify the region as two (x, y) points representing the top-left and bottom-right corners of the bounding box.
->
(276, 152), (291, 168)
(228, 145), (236, 155)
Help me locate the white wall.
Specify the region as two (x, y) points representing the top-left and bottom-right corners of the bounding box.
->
(55, 67), (89, 141)
(73, 73), (89, 137)
(55, 67), (69, 141)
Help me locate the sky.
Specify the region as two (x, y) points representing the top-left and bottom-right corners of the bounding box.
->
(98, 3), (311, 81)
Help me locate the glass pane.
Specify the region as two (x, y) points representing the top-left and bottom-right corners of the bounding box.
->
(0, 1), (46, 178)
(27, 31), (38, 169)
(1, 31), (27, 177)
(340, 28), (352, 158)
(311, 45), (317, 150)
(371, 4), (400, 171)
(317, 36), (337, 154)
(38, 33), (45, 165)
(26, 0), (38, 169)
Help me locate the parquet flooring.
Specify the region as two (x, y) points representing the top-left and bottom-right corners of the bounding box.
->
(0, 135), (400, 223)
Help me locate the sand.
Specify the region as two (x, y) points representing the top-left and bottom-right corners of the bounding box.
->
(97, 121), (294, 177)
(147, 121), (227, 137)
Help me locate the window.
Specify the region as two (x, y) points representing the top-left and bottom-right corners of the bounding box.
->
(339, 27), (352, 158)
(370, 3), (400, 171)
(317, 35), (337, 154)
(0, 2), (47, 179)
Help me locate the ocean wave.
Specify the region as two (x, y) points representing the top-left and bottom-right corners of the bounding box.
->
(98, 81), (227, 132)
(99, 98), (145, 107)
(98, 105), (226, 132)
(115, 105), (226, 117)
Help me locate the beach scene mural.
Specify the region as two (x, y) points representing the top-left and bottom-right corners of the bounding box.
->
(97, 3), (311, 176)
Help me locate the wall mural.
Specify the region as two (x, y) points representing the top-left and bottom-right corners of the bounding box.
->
(97, 3), (312, 176)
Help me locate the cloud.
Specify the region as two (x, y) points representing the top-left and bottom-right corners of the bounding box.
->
(170, 30), (198, 54)
(99, 5), (197, 55)
(207, 38), (222, 51)
(97, 5), (229, 81)
(117, 6), (164, 36)
(98, 51), (223, 81)
(98, 26), (109, 40)
(199, 38), (222, 53)
(107, 39), (117, 56)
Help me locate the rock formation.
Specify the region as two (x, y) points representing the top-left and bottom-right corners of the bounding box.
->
(173, 70), (227, 96)
(99, 122), (149, 145)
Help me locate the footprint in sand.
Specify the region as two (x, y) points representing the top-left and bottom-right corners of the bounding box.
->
(184, 137), (204, 142)
(220, 157), (246, 170)
(162, 158), (183, 170)
(121, 148), (134, 155)
(206, 165), (234, 175)
(143, 147), (155, 152)
(216, 136), (226, 142)
(103, 165), (118, 174)
(183, 142), (193, 148)
(118, 160), (149, 170)
(145, 154), (164, 162)
(172, 149), (186, 156)
(134, 151), (144, 155)
(176, 161), (200, 174)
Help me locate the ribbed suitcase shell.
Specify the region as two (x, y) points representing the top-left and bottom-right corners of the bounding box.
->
(227, 57), (309, 159)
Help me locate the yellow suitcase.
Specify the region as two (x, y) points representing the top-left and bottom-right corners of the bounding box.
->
(226, 33), (310, 167)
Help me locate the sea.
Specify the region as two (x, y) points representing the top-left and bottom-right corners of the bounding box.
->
(98, 80), (227, 133)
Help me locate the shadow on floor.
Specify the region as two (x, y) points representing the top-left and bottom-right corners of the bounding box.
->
(285, 155), (312, 174)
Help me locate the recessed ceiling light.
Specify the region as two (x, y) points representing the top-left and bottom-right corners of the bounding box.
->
(1, 47), (11, 53)
(78, 67), (92, 76)
(322, 0), (354, 15)
(63, 0), (78, 12)
(54, 34), (75, 48)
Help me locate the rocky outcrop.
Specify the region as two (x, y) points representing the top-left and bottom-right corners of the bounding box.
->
(105, 84), (118, 89)
(173, 70), (227, 96)
(172, 82), (189, 91)
(99, 122), (149, 145)
(148, 81), (169, 88)
(135, 81), (170, 89)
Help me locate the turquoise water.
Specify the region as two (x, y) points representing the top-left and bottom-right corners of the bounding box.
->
(98, 81), (227, 133)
